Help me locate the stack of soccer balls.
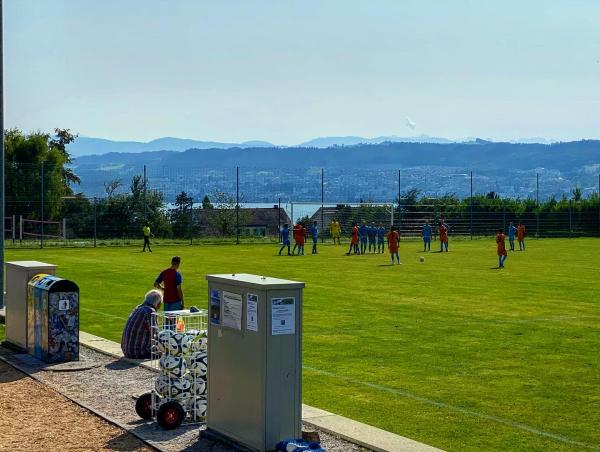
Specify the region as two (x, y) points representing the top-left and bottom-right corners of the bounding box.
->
(155, 328), (208, 421)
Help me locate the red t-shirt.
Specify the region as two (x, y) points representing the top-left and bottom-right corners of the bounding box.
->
(155, 268), (182, 303)
(496, 233), (507, 256)
(351, 226), (359, 244)
(388, 230), (399, 252)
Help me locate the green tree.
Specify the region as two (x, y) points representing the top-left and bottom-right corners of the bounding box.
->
(202, 195), (213, 209)
(171, 191), (194, 237)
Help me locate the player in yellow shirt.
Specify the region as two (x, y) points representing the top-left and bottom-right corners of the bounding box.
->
(142, 224), (152, 252)
(330, 219), (341, 245)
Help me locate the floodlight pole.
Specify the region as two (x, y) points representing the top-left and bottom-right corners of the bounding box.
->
(0, 0), (4, 309)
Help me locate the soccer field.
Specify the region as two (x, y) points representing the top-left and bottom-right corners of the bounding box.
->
(5, 238), (600, 451)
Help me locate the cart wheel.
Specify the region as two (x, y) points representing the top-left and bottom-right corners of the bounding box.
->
(135, 392), (153, 420)
(157, 401), (185, 430)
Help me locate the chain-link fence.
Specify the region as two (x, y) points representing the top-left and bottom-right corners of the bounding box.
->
(4, 163), (600, 248)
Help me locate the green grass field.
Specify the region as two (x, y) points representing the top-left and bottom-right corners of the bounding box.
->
(5, 238), (600, 451)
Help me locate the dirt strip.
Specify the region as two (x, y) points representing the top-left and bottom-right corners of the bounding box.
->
(0, 360), (152, 452)
(0, 346), (366, 451)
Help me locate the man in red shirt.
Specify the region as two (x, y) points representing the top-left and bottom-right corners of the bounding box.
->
(387, 226), (400, 264)
(496, 229), (508, 268)
(154, 256), (184, 311)
(346, 222), (360, 255)
(439, 220), (449, 252)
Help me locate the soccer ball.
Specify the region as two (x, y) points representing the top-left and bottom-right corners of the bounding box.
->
(185, 374), (206, 395)
(159, 355), (187, 378)
(168, 376), (192, 399)
(188, 351), (208, 377)
(419, 256), (425, 263)
(188, 396), (207, 421)
(157, 329), (176, 354)
(155, 374), (171, 396)
(189, 336), (208, 353)
(175, 333), (193, 355)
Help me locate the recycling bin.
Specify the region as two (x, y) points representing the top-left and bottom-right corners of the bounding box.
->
(27, 274), (79, 363)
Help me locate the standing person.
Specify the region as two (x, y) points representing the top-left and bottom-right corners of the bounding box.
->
(292, 222), (301, 255)
(279, 223), (291, 255)
(154, 256), (184, 312)
(359, 222), (368, 255)
(296, 222), (306, 255)
(387, 226), (400, 264)
(330, 219), (341, 245)
(422, 221), (432, 252)
(496, 229), (508, 268)
(439, 221), (449, 252)
(377, 224), (386, 253)
(121, 289), (162, 359)
(367, 222), (377, 253)
(517, 222), (526, 251)
(508, 222), (517, 251)
(311, 221), (319, 254)
(142, 224), (153, 252)
(346, 222), (360, 255)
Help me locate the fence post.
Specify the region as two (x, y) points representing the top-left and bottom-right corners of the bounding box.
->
(40, 161), (44, 249)
(93, 197), (97, 248)
(12, 214), (15, 243)
(291, 202), (294, 226)
(502, 202), (506, 232)
(278, 197), (281, 242)
(19, 215), (23, 241)
(569, 199), (572, 236)
(63, 218), (67, 242)
(470, 171), (473, 240)
(321, 168), (324, 244)
(536, 172), (540, 238)
(189, 197), (194, 246)
(236, 166), (240, 245)
(143, 164), (147, 223)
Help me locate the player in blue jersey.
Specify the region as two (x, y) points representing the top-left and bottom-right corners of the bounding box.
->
(508, 222), (517, 251)
(279, 223), (291, 255)
(422, 221), (432, 252)
(367, 222), (377, 253)
(311, 221), (319, 254)
(359, 222), (368, 254)
(377, 224), (385, 253)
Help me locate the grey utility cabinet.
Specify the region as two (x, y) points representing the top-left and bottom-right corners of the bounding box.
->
(5, 261), (56, 350)
(205, 273), (304, 452)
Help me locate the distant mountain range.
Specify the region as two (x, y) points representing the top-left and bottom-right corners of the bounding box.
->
(67, 135), (552, 157)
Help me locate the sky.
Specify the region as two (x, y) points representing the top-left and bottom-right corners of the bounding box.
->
(4, 0), (600, 145)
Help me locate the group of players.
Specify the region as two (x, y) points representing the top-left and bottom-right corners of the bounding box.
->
(278, 217), (527, 267)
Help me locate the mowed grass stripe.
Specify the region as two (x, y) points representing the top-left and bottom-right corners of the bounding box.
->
(6, 238), (600, 451)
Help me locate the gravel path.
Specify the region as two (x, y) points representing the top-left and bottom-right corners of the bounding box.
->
(0, 346), (366, 451)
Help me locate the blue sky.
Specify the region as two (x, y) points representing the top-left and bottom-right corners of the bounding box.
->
(5, 0), (600, 144)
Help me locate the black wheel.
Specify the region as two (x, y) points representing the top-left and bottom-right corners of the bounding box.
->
(157, 401), (185, 430)
(135, 392), (153, 420)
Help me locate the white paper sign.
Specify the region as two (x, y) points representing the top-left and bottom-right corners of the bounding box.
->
(222, 291), (242, 331)
(246, 293), (259, 332)
(271, 297), (295, 335)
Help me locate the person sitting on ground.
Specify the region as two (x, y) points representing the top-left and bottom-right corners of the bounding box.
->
(121, 289), (163, 359)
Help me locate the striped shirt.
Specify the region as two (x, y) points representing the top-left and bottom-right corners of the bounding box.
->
(121, 304), (155, 359)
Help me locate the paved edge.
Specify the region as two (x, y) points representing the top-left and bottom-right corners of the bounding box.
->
(78, 332), (442, 452)
(0, 353), (164, 452)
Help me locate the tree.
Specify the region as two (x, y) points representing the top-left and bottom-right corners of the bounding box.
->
(104, 179), (122, 198)
(571, 187), (582, 202)
(171, 191), (194, 237)
(202, 195), (213, 210)
(209, 191), (250, 236)
(4, 127), (80, 220)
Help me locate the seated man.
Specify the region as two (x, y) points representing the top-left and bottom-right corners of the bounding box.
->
(121, 289), (163, 359)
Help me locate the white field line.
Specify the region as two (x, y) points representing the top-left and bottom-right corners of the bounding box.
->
(303, 365), (600, 450)
(491, 315), (599, 324)
(80, 307), (128, 321)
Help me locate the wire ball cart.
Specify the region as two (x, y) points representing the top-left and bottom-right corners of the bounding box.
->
(135, 309), (208, 430)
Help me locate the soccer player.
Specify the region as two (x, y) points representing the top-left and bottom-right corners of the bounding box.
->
(377, 224), (385, 253)
(368, 222), (377, 253)
(311, 221), (319, 254)
(154, 256), (184, 312)
(517, 222), (526, 251)
(279, 223), (291, 255)
(346, 222), (360, 255)
(359, 222), (368, 254)
(508, 222), (517, 251)
(439, 220), (449, 252)
(330, 219), (341, 245)
(422, 221), (432, 252)
(142, 224), (152, 252)
(387, 226), (400, 264)
(292, 222), (301, 255)
(496, 229), (508, 268)
(297, 222), (306, 255)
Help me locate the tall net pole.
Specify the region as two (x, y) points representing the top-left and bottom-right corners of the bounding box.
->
(0, 0), (5, 309)
(470, 171), (473, 240)
(321, 168), (324, 243)
(236, 166), (240, 245)
(536, 172), (540, 237)
(143, 164), (147, 223)
(40, 161), (44, 249)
